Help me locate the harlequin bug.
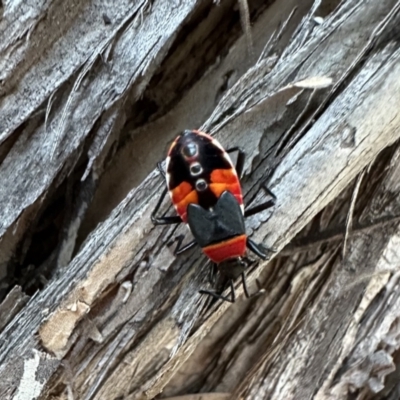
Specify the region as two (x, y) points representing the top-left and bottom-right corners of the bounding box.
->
(151, 130), (276, 302)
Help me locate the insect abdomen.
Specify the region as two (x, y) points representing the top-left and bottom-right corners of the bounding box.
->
(202, 235), (247, 263)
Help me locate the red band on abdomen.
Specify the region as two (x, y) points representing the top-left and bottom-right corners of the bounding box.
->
(202, 234), (247, 263)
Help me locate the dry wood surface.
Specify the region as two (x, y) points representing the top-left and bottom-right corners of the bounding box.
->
(1, 1), (400, 399)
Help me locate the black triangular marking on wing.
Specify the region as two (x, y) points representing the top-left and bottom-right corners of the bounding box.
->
(187, 191), (245, 248)
(214, 191), (245, 233)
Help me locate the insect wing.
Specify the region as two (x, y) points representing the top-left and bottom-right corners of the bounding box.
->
(187, 191), (245, 248)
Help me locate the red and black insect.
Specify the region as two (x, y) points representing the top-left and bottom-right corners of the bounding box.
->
(151, 129), (276, 302)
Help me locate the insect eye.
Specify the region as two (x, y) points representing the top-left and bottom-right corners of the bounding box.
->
(182, 142), (198, 158)
(195, 179), (208, 191)
(190, 163), (202, 175)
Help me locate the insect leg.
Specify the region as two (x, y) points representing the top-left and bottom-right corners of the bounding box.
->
(151, 187), (182, 225)
(240, 270), (267, 299)
(241, 272), (250, 298)
(171, 234), (197, 255)
(199, 279), (236, 303)
(229, 279), (236, 303)
(208, 262), (218, 285)
(246, 237), (277, 260)
(156, 161), (166, 179)
(226, 147), (245, 178)
(244, 183), (276, 217)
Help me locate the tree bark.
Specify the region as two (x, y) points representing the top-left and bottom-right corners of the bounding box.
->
(1, 0), (400, 399)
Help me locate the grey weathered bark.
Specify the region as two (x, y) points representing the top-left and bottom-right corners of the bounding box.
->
(1, 0), (400, 399)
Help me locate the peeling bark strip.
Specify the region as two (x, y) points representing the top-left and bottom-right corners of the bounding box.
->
(0, 0), (201, 292)
(13, 350), (43, 400)
(1, 0), (400, 399)
(0, 286), (28, 332)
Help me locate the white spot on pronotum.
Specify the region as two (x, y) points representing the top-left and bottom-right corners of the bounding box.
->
(14, 349), (44, 400)
(195, 179), (208, 191)
(190, 162), (202, 176)
(181, 142), (198, 158)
